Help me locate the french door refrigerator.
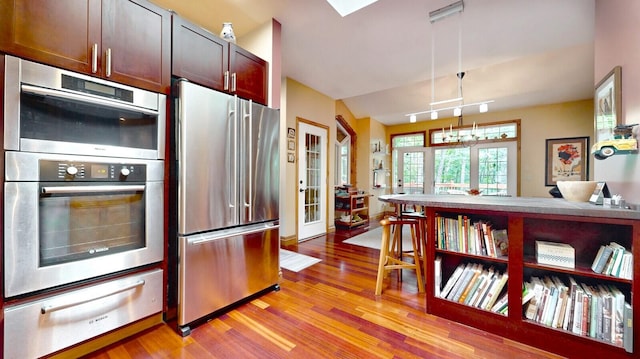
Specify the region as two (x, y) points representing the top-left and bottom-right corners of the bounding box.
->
(174, 79), (280, 335)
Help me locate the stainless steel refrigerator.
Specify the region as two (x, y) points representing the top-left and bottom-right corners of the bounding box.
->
(174, 79), (280, 335)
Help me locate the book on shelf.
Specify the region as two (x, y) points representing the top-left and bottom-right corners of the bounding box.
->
(535, 240), (575, 269)
(524, 278), (544, 321)
(434, 256), (442, 297)
(524, 275), (632, 347)
(434, 216), (507, 258)
(591, 242), (633, 279)
(623, 302), (632, 353)
(457, 265), (482, 303)
(491, 292), (508, 313)
(451, 263), (481, 302)
(481, 273), (508, 311)
(609, 285), (626, 347)
(491, 228), (509, 257)
(599, 285), (614, 343)
(591, 244), (613, 274)
(469, 268), (495, 308)
(440, 264), (466, 299)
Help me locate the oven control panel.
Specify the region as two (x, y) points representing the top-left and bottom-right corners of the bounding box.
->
(39, 160), (146, 181)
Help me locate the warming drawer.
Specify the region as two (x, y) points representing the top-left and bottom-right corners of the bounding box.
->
(3, 269), (163, 359)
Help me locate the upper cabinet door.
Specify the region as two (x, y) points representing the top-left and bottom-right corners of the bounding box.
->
(172, 15), (228, 92)
(230, 44), (268, 106)
(102, 0), (171, 93)
(172, 14), (268, 105)
(0, 0), (102, 75)
(0, 0), (170, 93)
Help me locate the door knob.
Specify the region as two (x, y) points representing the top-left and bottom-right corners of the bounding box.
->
(299, 188), (306, 192)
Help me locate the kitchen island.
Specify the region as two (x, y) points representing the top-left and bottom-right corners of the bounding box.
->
(378, 194), (639, 359)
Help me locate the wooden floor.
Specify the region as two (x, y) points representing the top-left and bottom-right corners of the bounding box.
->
(83, 225), (565, 359)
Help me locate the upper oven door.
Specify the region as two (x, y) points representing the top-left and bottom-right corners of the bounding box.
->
(3, 55), (166, 160)
(3, 152), (164, 298)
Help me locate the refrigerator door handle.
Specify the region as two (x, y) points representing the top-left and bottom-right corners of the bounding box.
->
(242, 100), (253, 221)
(188, 223), (280, 245)
(228, 96), (237, 210)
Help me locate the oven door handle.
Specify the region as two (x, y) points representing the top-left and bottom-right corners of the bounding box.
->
(41, 185), (145, 194)
(40, 279), (146, 315)
(21, 84), (159, 116)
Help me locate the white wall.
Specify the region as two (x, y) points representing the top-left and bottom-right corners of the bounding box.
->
(594, 0), (640, 205)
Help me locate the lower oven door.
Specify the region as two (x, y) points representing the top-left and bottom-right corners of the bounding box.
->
(4, 180), (164, 298)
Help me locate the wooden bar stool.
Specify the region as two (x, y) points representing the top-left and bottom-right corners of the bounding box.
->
(375, 217), (425, 295)
(399, 205), (427, 261)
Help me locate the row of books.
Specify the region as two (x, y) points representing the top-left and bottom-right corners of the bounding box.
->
(523, 275), (632, 352)
(591, 242), (633, 279)
(435, 215), (509, 258)
(436, 260), (508, 314)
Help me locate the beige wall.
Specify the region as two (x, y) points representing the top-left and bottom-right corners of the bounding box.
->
(385, 99), (594, 198)
(594, 0), (640, 204)
(281, 78), (336, 240)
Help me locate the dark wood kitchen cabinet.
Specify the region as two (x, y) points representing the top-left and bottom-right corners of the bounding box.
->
(0, 0), (171, 93)
(172, 15), (268, 105)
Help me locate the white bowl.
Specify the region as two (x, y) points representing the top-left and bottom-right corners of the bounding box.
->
(556, 181), (597, 202)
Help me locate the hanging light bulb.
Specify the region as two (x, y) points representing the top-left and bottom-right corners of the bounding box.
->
(431, 111), (438, 120)
(409, 114), (417, 123)
(453, 107), (462, 117)
(479, 103), (488, 113)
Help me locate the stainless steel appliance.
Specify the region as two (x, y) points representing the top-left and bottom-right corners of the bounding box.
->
(3, 56), (165, 358)
(3, 151), (164, 297)
(174, 79), (280, 334)
(3, 55), (166, 160)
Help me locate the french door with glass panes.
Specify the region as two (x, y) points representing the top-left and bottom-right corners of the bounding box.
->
(395, 147), (432, 194)
(297, 122), (327, 240)
(432, 142), (517, 196)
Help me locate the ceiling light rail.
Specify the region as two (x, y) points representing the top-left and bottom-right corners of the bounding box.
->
(407, 0), (494, 123)
(429, 0), (464, 23)
(405, 100), (494, 119)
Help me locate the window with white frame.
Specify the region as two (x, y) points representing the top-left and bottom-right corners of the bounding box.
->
(335, 122), (350, 185)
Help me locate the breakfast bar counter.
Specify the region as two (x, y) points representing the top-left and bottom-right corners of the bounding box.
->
(377, 194), (640, 220)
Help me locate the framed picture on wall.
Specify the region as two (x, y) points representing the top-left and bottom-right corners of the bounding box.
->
(545, 136), (589, 186)
(288, 139), (296, 151)
(594, 66), (621, 143)
(287, 152), (295, 163)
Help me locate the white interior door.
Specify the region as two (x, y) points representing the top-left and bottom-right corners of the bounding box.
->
(396, 147), (433, 194)
(297, 122), (327, 241)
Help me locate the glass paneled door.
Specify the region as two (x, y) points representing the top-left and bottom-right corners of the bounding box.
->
(297, 122), (327, 241)
(396, 147), (432, 194)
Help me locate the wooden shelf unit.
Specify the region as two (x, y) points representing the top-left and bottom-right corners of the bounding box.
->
(424, 205), (639, 359)
(335, 193), (369, 229)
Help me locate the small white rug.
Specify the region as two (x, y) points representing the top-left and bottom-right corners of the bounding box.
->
(280, 249), (322, 272)
(343, 226), (413, 250)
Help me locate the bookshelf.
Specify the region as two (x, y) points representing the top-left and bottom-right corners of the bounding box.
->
(335, 191), (369, 229)
(378, 194), (639, 358)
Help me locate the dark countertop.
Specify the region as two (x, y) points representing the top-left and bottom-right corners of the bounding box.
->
(378, 194), (640, 221)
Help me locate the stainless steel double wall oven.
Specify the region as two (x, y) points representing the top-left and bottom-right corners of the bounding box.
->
(3, 55), (166, 358)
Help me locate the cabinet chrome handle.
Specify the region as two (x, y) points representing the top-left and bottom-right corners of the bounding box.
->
(41, 280), (145, 314)
(91, 43), (98, 73)
(224, 70), (230, 90)
(105, 48), (112, 77)
(231, 72), (237, 92)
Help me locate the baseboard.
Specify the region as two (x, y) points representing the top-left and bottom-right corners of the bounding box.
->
(280, 234), (297, 246)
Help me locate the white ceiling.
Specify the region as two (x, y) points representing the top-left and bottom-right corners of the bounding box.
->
(151, 0), (595, 125)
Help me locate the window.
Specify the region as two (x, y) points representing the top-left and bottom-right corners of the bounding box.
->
(335, 117), (354, 186)
(433, 144), (515, 196)
(430, 121), (519, 196)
